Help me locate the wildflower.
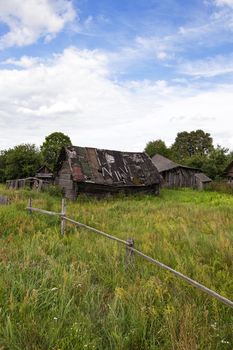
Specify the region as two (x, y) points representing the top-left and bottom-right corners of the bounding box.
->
(210, 322), (217, 330)
(53, 317), (58, 321)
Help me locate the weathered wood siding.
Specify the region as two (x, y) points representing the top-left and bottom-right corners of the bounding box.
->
(57, 160), (76, 200)
(76, 182), (160, 197)
(195, 178), (204, 190)
(161, 168), (196, 188)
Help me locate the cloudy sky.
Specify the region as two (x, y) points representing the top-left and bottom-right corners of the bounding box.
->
(0, 0), (233, 151)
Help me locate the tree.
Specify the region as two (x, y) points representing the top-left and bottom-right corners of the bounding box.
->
(41, 132), (72, 170)
(181, 145), (230, 179)
(203, 145), (230, 179)
(171, 129), (213, 161)
(0, 150), (7, 182)
(3, 144), (41, 180)
(144, 139), (170, 158)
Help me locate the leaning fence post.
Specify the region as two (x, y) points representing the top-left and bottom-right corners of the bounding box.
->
(28, 197), (32, 214)
(61, 198), (66, 236)
(126, 238), (134, 266)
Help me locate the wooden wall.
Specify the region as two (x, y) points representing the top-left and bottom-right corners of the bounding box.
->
(56, 160), (77, 200)
(161, 168), (196, 188)
(76, 182), (160, 197)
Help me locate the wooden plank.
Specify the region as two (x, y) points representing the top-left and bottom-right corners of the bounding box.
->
(126, 238), (134, 266)
(61, 198), (66, 236)
(62, 216), (129, 246)
(59, 174), (72, 180)
(58, 179), (74, 190)
(26, 207), (61, 216)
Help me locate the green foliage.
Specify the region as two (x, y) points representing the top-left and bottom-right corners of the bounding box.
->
(144, 139), (170, 158)
(0, 150), (7, 182)
(41, 132), (72, 171)
(171, 130), (214, 161)
(182, 145), (230, 179)
(0, 186), (232, 349)
(0, 144), (41, 181)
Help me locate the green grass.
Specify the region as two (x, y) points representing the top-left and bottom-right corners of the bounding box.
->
(0, 186), (232, 349)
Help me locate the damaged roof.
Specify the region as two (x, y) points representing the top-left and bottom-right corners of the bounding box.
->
(151, 154), (200, 172)
(57, 146), (160, 187)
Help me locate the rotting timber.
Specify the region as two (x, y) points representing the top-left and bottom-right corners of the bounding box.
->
(152, 154), (212, 190)
(55, 146), (161, 199)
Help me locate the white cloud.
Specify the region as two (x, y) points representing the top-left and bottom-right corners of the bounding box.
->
(215, 0), (233, 7)
(3, 56), (41, 68)
(135, 36), (174, 61)
(156, 51), (168, 60)
(0, 47), (233, 151)
(178, 54), (233, 77)
(126, 1), (233, 68)
(0, 0), (76, 49)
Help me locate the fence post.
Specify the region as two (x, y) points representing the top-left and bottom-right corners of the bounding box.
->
(126, 238), (134, 266)
(61, 198), (66, 236)
(28, 197), (32, 214)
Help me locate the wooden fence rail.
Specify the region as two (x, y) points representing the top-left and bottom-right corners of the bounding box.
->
(26, 198), (233, 310)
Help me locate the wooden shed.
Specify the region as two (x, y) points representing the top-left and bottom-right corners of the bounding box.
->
(194, 173), (212, 190)
(151, 154), (211, 189)
(55, 146), (161, 199)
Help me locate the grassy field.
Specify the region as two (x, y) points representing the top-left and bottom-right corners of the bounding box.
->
(0, 185), (232, 350)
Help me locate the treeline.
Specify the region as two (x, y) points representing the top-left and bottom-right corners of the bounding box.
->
(0, 129), (232, 183)
(0, 132), (71, 182)
(145, 129), (233, 179)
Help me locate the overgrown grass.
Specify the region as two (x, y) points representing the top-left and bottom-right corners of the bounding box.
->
(0, 185), (232, 349)
(206, 181), (233, 195)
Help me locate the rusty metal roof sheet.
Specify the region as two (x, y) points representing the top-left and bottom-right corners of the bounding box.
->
(58, 146), (160, 187)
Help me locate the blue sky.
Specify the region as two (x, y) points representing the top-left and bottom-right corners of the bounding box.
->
(0, 0), (233, 151)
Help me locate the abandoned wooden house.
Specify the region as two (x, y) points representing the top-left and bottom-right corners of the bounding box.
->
(223, 160), (233, 184)
(151, 154), (211, 190)
(55, 146), (161, 199)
